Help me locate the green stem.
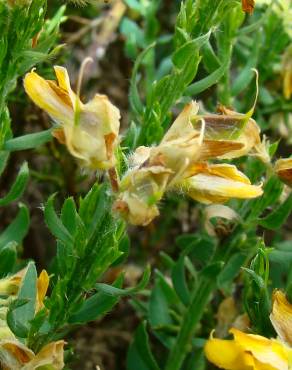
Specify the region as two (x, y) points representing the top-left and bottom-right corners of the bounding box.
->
(164, 277), (216, 370)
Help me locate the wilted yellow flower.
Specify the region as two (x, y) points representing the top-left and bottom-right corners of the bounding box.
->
(115, 100), (264, 226)
(275, 158), (292, 187)
(113, 165), (172, 226)
(205, 290), (292, 370)
(24, 66), (120, 170)
(0, 339), (65, 370)
(176, 163), (263, 204)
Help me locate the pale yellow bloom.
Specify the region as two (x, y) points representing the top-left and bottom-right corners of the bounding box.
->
(205, 290), (292, 369)
(275, 158), (292, 187)
(24, 66), (120, 170)
(113, 166), (172, 226)
(0, 339), (65, 370)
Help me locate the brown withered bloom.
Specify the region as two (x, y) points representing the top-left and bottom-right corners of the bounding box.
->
(242, 0), (255, 14)
(275, 158), (292, 187)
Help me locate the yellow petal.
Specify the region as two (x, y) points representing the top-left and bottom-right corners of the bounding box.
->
(54, 66), (79, 109)
(274, 158), (292, 188)
(205, 336), (256, 370)
(23, 340), (65, 370)
(180, 164), (262, 204)
(24, 70), (74, 124)
(36, 270), (49, 312)
(0, 268), (27, 296)
(231, 328), (289, 370)
(0, 339), (34, 369)
(161, 101), (199, 143)
(270, 290), (292, 346)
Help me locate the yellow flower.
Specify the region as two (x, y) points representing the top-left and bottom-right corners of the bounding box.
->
(176, 163), (263, 204)
(205, 291), (292, 369)
(0, 339), (65, 370)
(24, 66), (120, 170)
(274, 158), (292, 188)
(205, 328), (291, 370)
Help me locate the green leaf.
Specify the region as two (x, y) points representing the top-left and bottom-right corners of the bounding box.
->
(95, 265), (150, 297)
(68, 275), (124, 324)
(127, 322), (160, 370)
(44, 194), (73, 246)
(0, 162), (29, 206)
(185, 57), (229, 96)
(0, 204), (30, 249)
(129, 43), (155, 117)
(7, 299), (30, 338)
(4, 129), (53, 151)
(171, 257), (190, 306)
(217, 253), (246, 291)
(259, 194), (292, 230)
(0, 242), (17, 277)
(149, 278), (172, 328)
(9, 262), (37, 338)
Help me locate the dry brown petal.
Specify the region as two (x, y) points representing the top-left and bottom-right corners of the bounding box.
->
(275, 158), (292, 187)
(242, 0), (255, 14)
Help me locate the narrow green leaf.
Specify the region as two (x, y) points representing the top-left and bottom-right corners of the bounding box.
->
(0, 162), (29, 206)
(95, 265), (150, 297)
(9, 262), (37, 338)
(68, 275), (124, 324)
(0, 204), (30, 249)
(171, 257), (190, 306)
(4, 129), (53, 151)
(44, 194), (73, 245)
(0, 242), (17, 277)
(127, 322), (160, 370)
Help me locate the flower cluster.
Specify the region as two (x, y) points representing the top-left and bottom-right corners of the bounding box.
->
(205, 290), (292, 370)
(114, 101), (268, 226)
(0, 268), (65, 370)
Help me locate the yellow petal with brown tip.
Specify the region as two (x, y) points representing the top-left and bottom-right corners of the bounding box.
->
(24, 70), (74, 124)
